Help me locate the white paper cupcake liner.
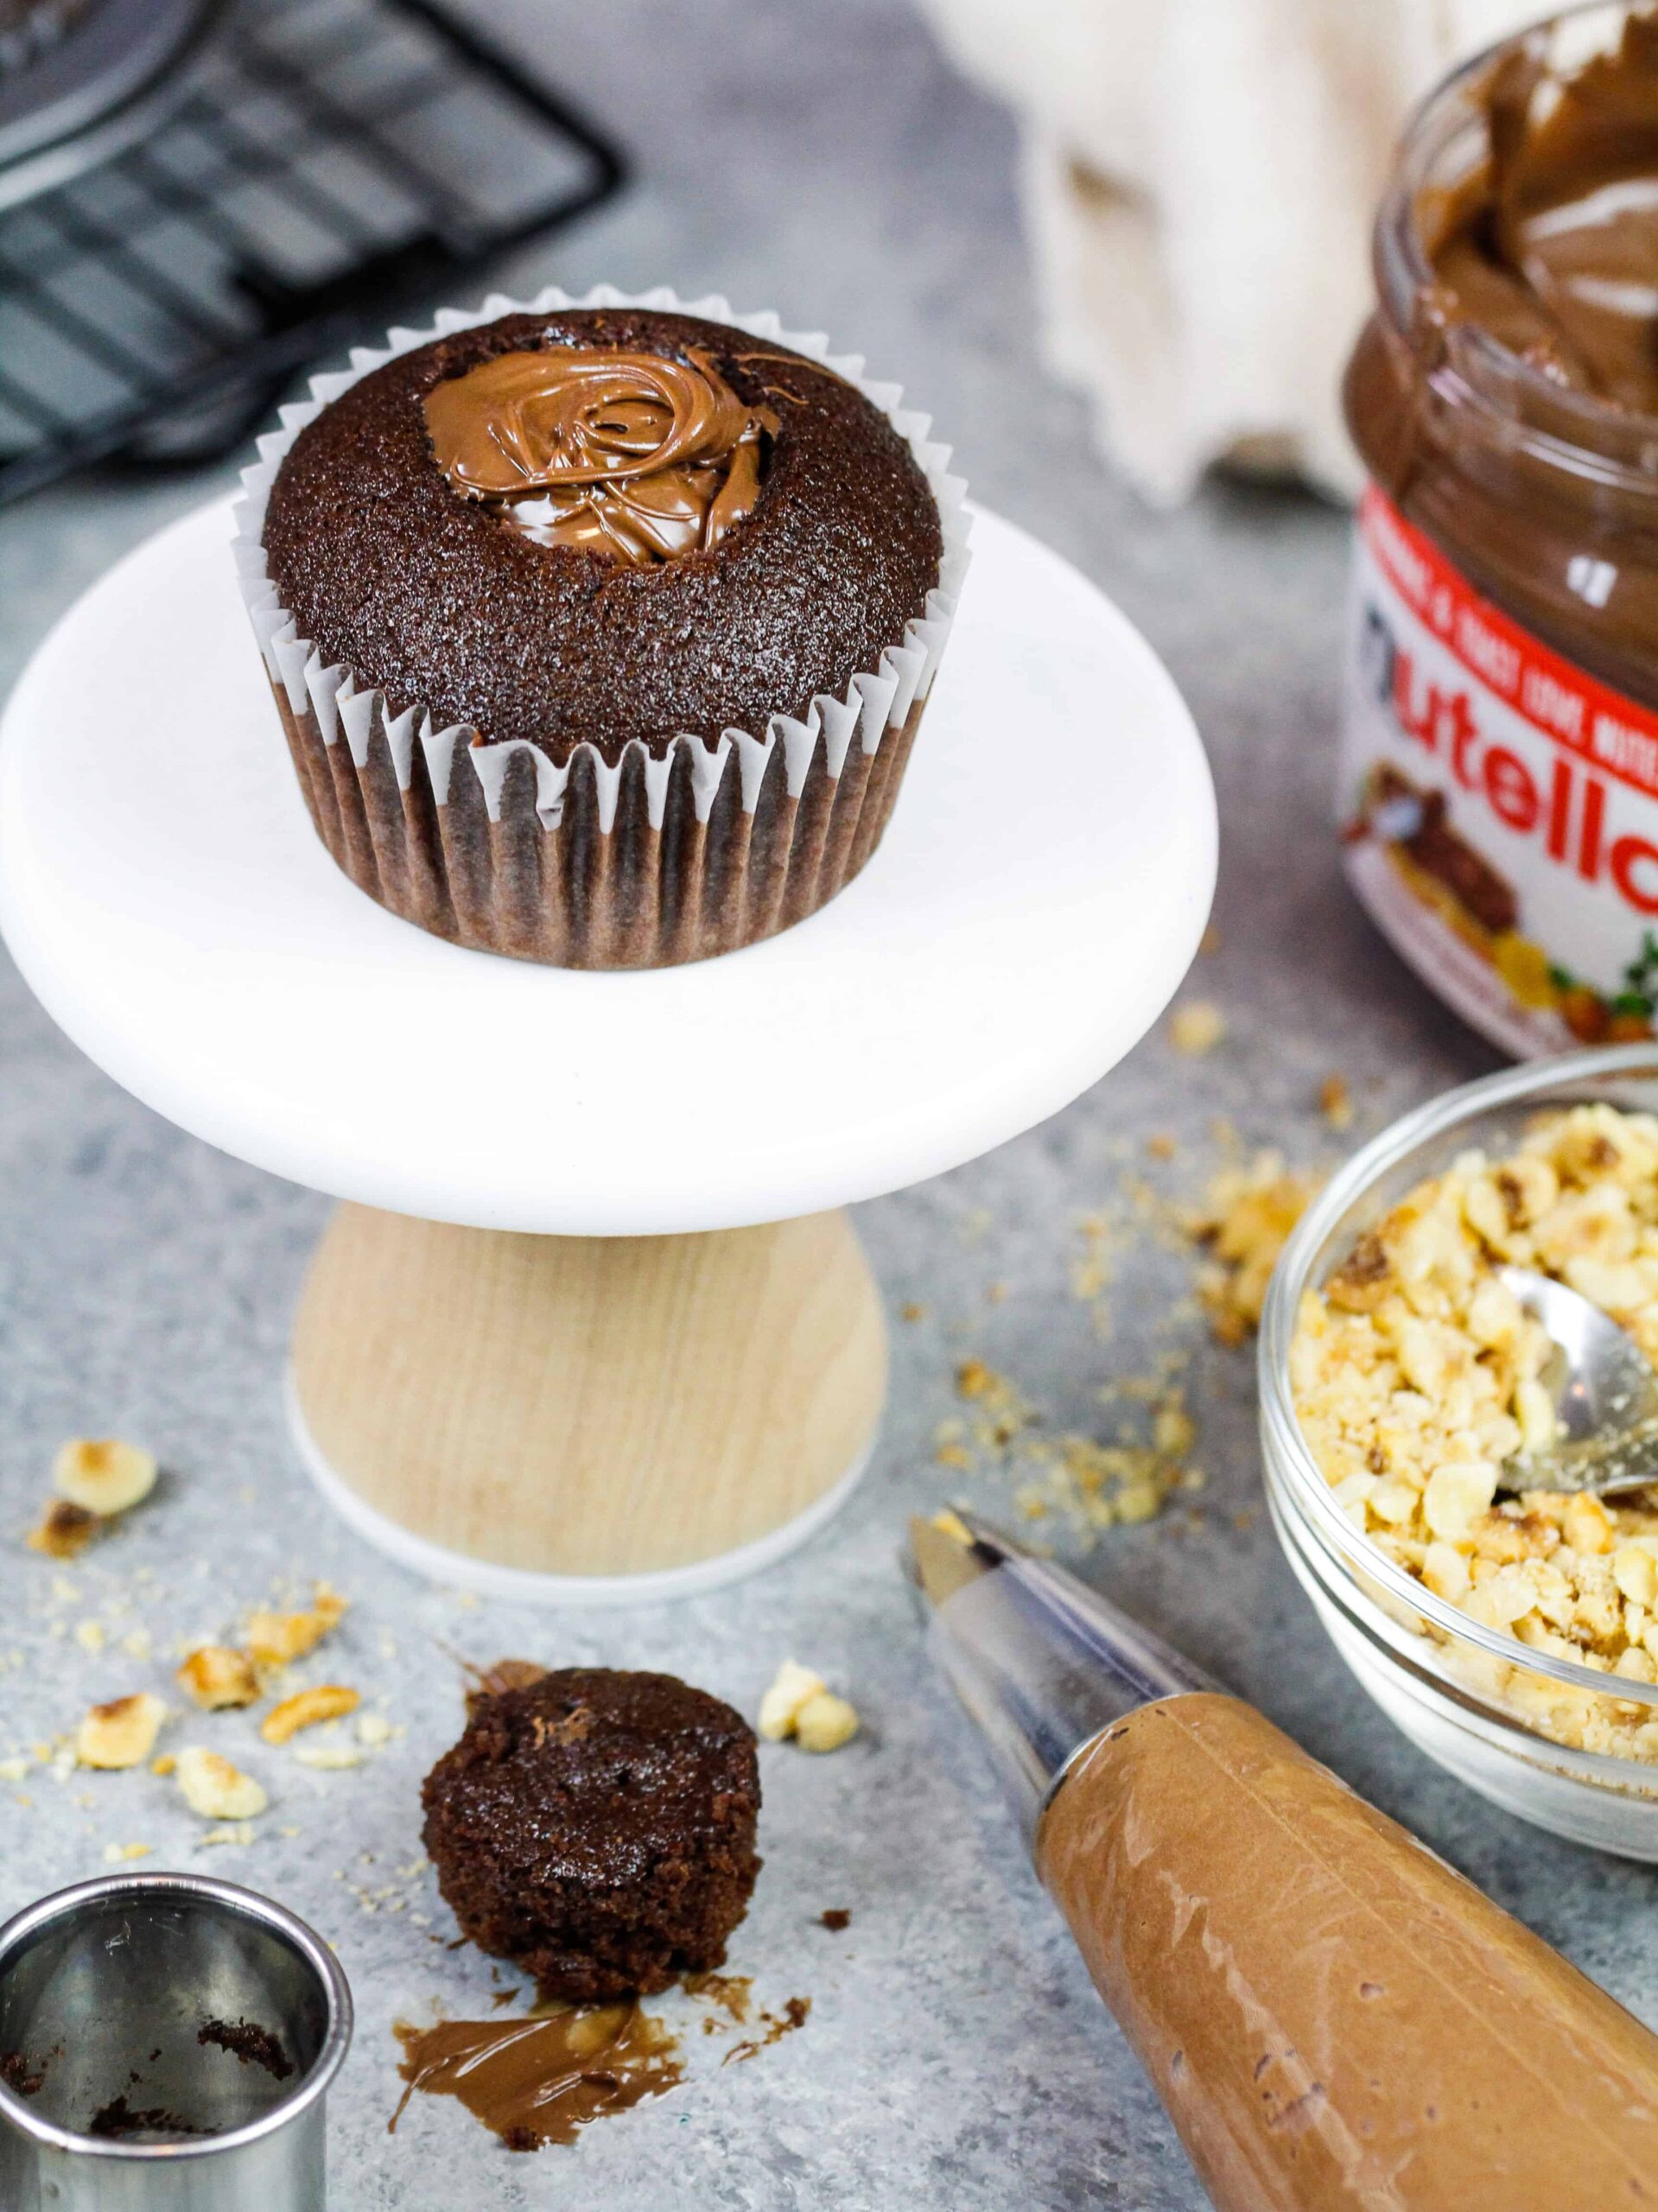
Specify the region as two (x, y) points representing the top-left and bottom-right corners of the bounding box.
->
(232, 283), (970, 968)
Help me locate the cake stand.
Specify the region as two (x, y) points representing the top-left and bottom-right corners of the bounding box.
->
(0, 496), (1217, 1603)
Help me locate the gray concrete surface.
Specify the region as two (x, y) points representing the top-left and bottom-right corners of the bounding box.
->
(2, 2), (1654, 2206)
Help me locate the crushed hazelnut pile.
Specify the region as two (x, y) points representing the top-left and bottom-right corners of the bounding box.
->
(1292, 1103), (1658, 1759)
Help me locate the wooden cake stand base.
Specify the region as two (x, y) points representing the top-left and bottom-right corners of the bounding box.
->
(289, 1205), (886, 1595)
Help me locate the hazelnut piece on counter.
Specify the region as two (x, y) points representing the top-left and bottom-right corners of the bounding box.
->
(1169, 1000), (1225, 1056)
(27, 1502), (99, 1560)
(176, 1646), (260, 1711)
(261, 1686), (359, 1745)
(175, 1747), (268, 1821)
(54, 1438), (157, 1517)
(758, 1662), (827, 1742)
(795, 1693), (861, 1754)
(246, 1587), (348, 1669)
(77, 1694), (167, 1771)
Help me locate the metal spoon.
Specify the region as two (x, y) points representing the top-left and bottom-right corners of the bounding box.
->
(1495, 1263), (1658, 1497)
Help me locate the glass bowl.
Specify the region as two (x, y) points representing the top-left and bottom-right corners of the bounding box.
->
(1260, 1044), (1658, 1859)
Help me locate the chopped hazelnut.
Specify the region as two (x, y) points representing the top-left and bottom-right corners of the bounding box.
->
(77, 1694), (166, 1771)
(795, 1693), (861, 1754)
(261, 1685), (359, 1745)
(245, 1586), (348, 1668)
(175, 1647), (260, 1711)
(27, 1502), (99, 1560)
(175, 1746), (267, 1822)
(1615, 1544), (1658, 1607)
(53, 1439), (156, 1517)
(1168, 1001), (1225, 1056)
(1291, 1102), (1658, 1763)
(758, 1662), (827, 1743)
(1320, 1074), (1355, 1131)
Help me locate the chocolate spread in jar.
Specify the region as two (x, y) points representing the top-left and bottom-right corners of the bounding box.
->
(1036, 1694), (1658, 2212)
(1341, 6), (1658, 1058)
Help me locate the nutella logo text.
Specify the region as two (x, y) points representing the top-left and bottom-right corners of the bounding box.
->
(1359, 603), (1658, 918)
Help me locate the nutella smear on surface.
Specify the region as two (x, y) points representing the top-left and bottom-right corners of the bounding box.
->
(1342, 5), (1658, 1058)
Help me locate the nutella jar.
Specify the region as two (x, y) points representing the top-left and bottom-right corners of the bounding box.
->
(1342, 3), (1658, 1056)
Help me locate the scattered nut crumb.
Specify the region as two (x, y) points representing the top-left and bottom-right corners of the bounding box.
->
(899, 1301), (928, 1324)
(796, 1693), (860, 1754)
(292, 1735), (365, 1770)
(73, 1621), (105, 1655)
(175, 1747), (267, 1822)
(77, 1694), (166, 1771)
(1146, 1134), (1178, 1160)
(1169, 1001), (1225, 1057)
(261, 1686), (359, 1745)
(101, 1842), (151, 1864)
(758, 1662), (826, 1743)
(1320, 1074), (1355, 1131)
(199, 1822), (256, 1848)
(27, 1502), (99, 1560)
(54, 1438), (156, 1517)
(356, 1713), (393, 1748)
(1184, 1154), (1316, 1344)
(245, 1586), (347, 1669)
(151, 1755), (175, 1777)
(176, 1647), (260, 1711)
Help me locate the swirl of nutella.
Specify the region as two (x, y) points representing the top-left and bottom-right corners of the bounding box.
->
(423, 346), (779, 566)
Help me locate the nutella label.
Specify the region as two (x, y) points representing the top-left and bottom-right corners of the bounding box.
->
(1341, 486), (1658, 1057)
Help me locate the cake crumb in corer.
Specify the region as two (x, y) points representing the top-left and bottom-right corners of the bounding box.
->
(1290, 1102), (1658, 1761)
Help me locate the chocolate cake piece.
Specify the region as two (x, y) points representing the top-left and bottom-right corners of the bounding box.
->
(422, 1668), (760, 2002)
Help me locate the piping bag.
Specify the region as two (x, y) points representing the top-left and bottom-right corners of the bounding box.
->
(909, 1509), (1658, 2211)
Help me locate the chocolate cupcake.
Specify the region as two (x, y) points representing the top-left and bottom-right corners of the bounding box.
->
(421, 1666), (761, 2001)
(235, 287), (969, 969)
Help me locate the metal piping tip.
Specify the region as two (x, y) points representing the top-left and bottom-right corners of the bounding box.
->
(906, 1503), (1217, 1844)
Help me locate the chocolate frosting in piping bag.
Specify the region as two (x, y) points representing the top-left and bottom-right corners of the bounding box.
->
(912, 1515), (1658, 2212)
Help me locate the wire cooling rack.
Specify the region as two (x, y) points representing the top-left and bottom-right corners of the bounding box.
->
(0, 0), (624, 503)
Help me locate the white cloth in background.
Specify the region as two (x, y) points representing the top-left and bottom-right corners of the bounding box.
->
(917, 0), (1540, 503)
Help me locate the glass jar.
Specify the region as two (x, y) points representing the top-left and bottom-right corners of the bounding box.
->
(1341, 3), (1658, 1059)
(1260, 1045), (1658, 1859)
